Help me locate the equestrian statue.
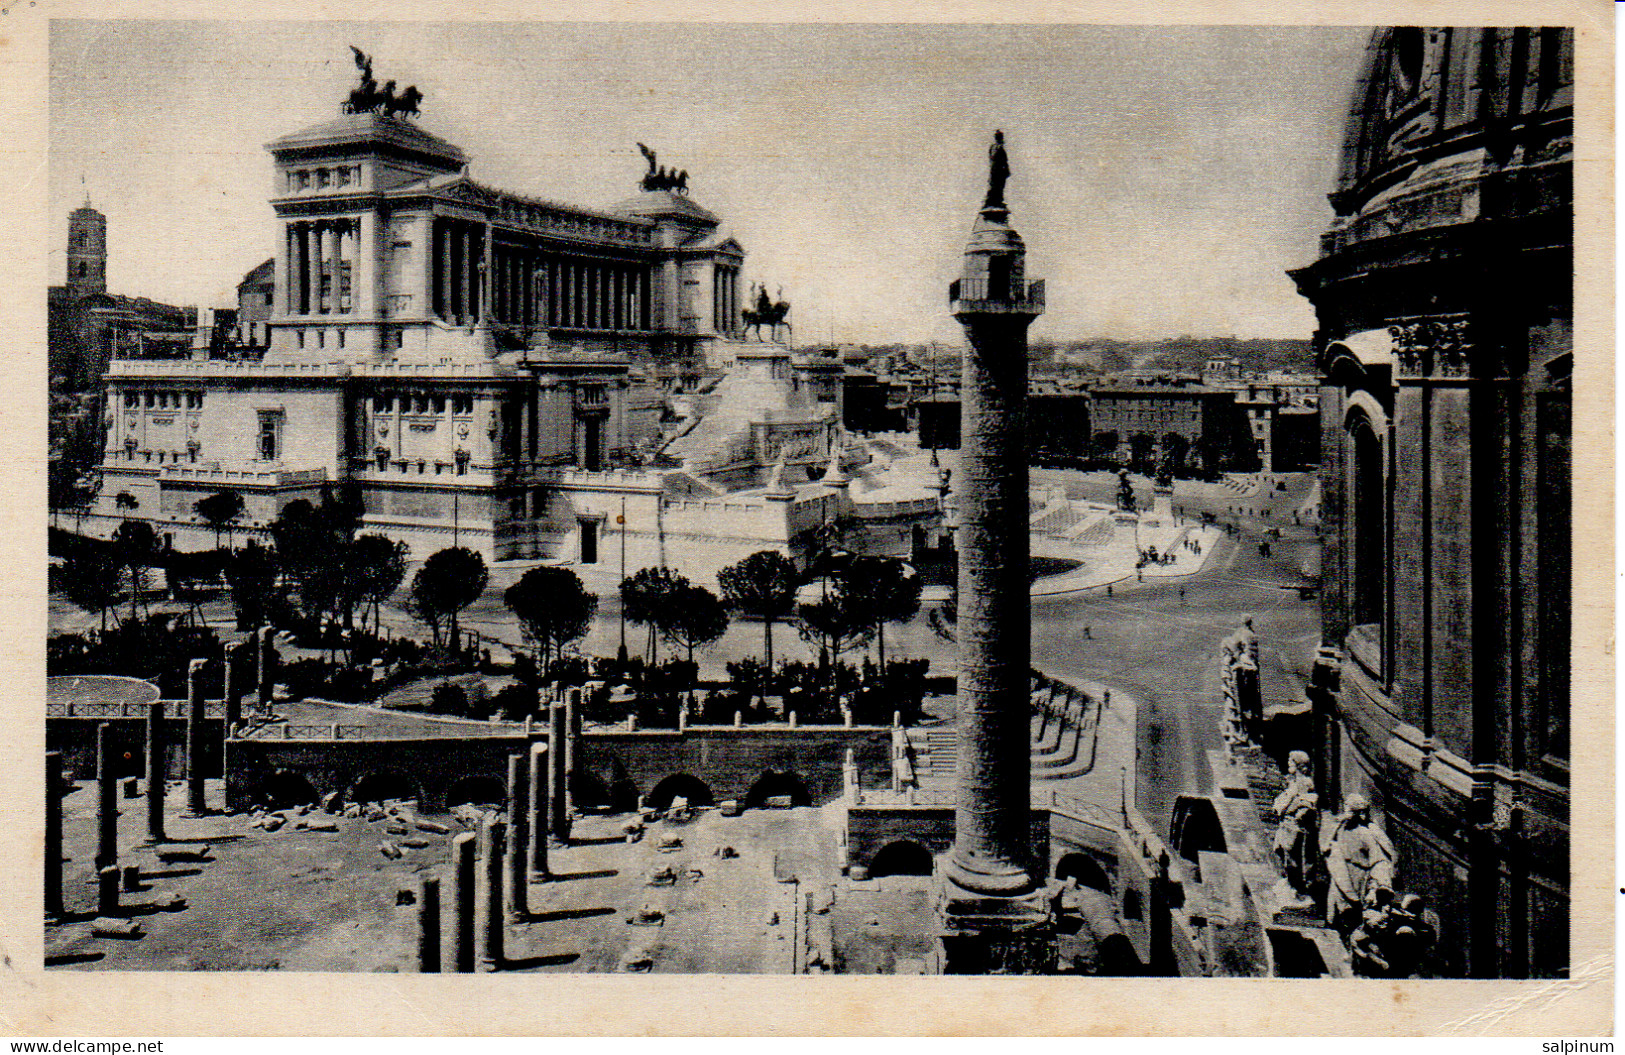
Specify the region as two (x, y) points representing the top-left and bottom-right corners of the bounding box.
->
(741, 283), (791, 344)
(343, 47), (424, 119)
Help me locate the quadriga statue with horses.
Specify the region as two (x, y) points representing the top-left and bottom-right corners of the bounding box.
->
(741, 283), (791, 344)
(342, 47), (424, 120)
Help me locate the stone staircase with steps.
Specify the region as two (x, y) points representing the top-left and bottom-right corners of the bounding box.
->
(902, 679), (1105, 792)
(906, 726), (959, 788)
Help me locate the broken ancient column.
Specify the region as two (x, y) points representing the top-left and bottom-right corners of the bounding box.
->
(477, 817), (506, 972)
(96, 865), (120, 917)
(939, 131), (1053, 974)
(506, 753), (529, 922)
(528, 742), (549, 877)
(547, 704), (569, 844)
(451, 831), (476, 973)
(566, 689), (581, 782)
(95, 722), (118, 871)
(44, 751), (63, 920)
(257, 624), (277, 714)
(418, 875), (441, 973)
(223, 641), (244, 735)
(145, 701), (166, 842)
(185, 657), (207, 816)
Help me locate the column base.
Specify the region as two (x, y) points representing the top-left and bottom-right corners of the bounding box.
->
(933, 873), (1058, 975)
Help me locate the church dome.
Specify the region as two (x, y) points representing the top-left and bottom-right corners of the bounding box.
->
(1325, 27), (1572, 248)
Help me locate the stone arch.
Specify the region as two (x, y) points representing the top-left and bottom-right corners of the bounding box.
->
(1055, 851), (1111, 892)
(868, 839), (935, 878)
(1170, 795), (1227, 867)
(260, 768), (321, 809)
(1346, 406), (1387, 630)
(445, 774), (507, 809)
(646, 773), (714, 811)
(346, 768), (426, 808)
(744, 769), (811, 809)
(570, 767), (629, 813)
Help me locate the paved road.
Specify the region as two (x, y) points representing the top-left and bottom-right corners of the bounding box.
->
(1028, 528), (1321, 832)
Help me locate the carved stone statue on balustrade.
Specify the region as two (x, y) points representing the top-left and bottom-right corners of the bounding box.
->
(1323, 793), (1396, 937)
(1349, 886), (1435, 978)
(1270, 750), (1325, 904)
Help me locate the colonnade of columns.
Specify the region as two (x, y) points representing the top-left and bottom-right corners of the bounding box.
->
(285, 219), (358, 316)
(713, 264), (740, 336)
(431, 218), (487, 327)
(489, 247), (650, 333)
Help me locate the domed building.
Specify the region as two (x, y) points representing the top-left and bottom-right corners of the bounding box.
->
(1290, 27), (1572, 977)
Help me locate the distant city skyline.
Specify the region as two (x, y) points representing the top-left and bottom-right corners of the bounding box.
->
(50, 22), (1368, 345)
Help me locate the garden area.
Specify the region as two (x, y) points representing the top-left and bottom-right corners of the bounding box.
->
(49, 485), (942, 730)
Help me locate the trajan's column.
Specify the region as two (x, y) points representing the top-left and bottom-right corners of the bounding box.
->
(938, 131), (1054, 973)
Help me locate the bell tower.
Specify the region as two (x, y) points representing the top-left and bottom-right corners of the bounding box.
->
(67, 199), (107, 299)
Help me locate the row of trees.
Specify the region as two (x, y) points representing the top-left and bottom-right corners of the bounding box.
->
(620, 549), (923, 676)
(57, 486), (412, 650)
(59, 491), (929, 701)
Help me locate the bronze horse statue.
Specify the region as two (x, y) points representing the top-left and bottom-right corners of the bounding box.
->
(741, 283), (791, 343)
(342, 48), (423, 119)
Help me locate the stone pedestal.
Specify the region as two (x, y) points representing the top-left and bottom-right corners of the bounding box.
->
(935, 877), (1057, 975)
(1152, 484), (1174, 520)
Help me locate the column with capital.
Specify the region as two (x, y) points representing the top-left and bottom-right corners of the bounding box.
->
(273, 222), (291, 318)
(305, 223), (321, 317)
(462, 225), (474, 325)
(479, 224), (492, 329)
(326, 223), (343, 315)
(437, 219), (452, 323)
(936, 132), (1053, 975)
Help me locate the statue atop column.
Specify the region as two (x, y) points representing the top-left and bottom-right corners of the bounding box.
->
(984, 130), (1011, 211)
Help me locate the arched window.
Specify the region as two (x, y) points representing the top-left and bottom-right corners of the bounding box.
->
(1349, 414), (1386, 631)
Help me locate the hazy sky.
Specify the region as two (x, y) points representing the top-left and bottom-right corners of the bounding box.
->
(50, 22), (1369, 344)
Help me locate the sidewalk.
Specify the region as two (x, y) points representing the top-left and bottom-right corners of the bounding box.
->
(1030, 523), (1222, 597)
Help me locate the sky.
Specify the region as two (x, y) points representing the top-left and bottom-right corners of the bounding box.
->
(49, 22), (1369, 345)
